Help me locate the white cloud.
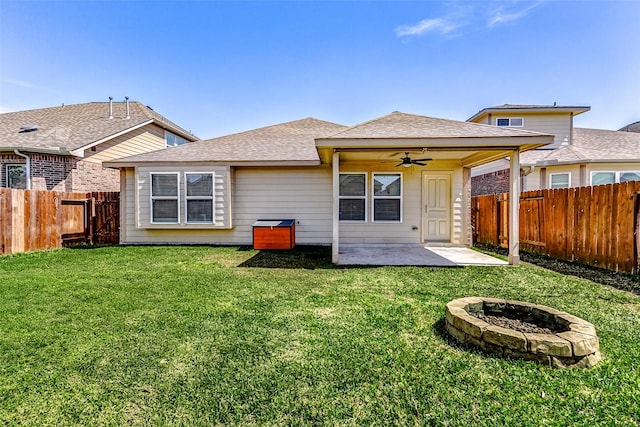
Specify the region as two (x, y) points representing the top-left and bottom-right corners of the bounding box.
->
(395, 17), (461, 37)
(2, 78), (37, 89)
(488, 2), (543, 27)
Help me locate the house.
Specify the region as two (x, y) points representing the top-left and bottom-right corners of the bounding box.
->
(0, 99), (198, 192)
(468, 104), (640, 195)
(105, 112), (553, 265)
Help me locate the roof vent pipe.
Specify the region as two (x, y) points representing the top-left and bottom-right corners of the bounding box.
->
(125, 96), (130, 120)
(108, 96), (113, 119)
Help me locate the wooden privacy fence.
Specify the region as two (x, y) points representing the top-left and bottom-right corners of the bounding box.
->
(0, 189), (119, 255)
(472, 181), (640, 274)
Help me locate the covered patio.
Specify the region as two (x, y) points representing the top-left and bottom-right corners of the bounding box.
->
(337, 244), (508, 267)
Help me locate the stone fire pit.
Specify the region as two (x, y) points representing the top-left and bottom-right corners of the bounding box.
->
(445, 297), (601, 368)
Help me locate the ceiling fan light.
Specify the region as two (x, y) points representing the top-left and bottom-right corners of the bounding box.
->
(402, 162), (411, 167)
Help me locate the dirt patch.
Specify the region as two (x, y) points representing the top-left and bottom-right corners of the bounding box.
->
(474, 244), (640, 296)
(473, 313), (554, 334)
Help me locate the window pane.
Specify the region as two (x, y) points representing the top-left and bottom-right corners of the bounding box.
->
(374, 199), (400, 221)
(339, 174), (365, 196)
(187, 200), (213, 222)
(510, 118), (523, 126)
(550, 174), (569, 189)
(339, 199), (365, 221)
(186, 173), (213, 196)
(374, 174), (401, 196)
(592, 172), (615, 186)
(166, 133), (176, 147)
(496, 118), (509, 126)
(152, 200), (178, 222)
(621, 172), (640, 182)
(7, 165), (27, 189)
(152, 174), (178, 196)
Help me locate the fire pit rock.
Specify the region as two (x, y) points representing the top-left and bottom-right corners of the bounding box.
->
(445, 297), (601, 368)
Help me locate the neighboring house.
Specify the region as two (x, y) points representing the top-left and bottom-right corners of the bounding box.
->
(468, 104), (640, 195)
(105, 112), (553, 265)
(0, 99), (198, 192)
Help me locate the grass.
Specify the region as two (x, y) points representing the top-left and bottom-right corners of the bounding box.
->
(1, 245), (639, 426)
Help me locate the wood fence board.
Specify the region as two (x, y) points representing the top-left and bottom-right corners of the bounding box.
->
(471, 181), (640, 274)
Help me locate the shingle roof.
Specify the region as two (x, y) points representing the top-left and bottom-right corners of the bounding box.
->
(107, 117), (347, 165)
(619, 121), (640, 133)
(323, 111), (548, 139)
(521, 127), (640, 165)
(0, 101), (197, 153)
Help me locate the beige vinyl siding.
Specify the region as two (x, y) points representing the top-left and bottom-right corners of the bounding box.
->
(121, 166), (333, 245)
(492, 113), (572, 149)
(338, 161), (466, 245)
(137, 165), (231, 229)
(83, 124), (167, 163)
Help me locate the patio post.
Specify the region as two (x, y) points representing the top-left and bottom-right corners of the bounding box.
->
(332, 150), (340, 263)
(509, 149), (520, 265)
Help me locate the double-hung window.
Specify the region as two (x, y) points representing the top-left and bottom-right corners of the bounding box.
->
(372, 173), (402, 222)
(591, 171), (640, 185)
(549, 172), (570, 189)
(339, 173), (366, 221)
(6, 164), (27, 189)
(151, 173), (179, 223)
(185, 173), (214, 223)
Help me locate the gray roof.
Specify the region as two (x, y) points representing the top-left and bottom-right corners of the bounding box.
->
(521, 127), (640, 165)
(467, 104), (590, 122)
(619, 121), (640, 133)
(107, 117), (347, 165)
(323, 111), (549, 140)
(0, 101), (197, 154)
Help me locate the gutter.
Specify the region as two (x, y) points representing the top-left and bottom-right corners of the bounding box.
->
(13, 149), (31, 190)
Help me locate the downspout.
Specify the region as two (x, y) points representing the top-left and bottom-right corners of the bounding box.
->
(13, 149), (31, 189)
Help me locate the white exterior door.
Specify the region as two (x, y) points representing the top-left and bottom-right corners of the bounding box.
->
(423, 174), (451, 242)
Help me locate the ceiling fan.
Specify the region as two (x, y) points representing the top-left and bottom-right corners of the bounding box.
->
(395, 152), (432, 167)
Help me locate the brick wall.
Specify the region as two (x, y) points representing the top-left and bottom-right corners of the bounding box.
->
(471, 169), (510, 196)
(1, 153), (120, 192)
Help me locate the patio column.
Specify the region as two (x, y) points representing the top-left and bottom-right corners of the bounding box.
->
(332, 150), (340, 263)
(509, 149), (520, 265)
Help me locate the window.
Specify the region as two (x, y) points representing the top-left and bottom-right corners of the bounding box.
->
(550, 173), (570, 189)
(165, 131), (187, 147)
(496, 117), (524, 127)
(373, 173), (401, 222)
(6, 164), (27, 189)
(339, 173), (366, 221)
(151, 173), (179, 223)
(185, 173), (214, 223)
(591, 171), (640, 186)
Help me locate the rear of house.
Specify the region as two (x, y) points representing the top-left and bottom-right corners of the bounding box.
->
(106, 112), (552, 264)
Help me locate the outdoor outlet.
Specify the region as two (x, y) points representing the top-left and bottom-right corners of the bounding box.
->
(412, 226), (419, 230)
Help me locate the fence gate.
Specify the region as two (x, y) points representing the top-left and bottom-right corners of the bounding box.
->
(60, 198), (93, 246)
(92, 192), (120, 245)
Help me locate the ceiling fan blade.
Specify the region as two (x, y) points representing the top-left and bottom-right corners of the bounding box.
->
(394, 162), (404, 167)
(412, 161), (427, 166)
(412, 158), (432, 162)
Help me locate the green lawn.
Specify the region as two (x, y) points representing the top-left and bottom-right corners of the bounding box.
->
(1, 246), (639, 426)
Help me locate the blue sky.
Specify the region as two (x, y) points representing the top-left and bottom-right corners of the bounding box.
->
(1, 0), (638, 139)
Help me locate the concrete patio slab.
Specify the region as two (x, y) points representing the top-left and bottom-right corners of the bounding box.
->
(337, 245), (507, 267)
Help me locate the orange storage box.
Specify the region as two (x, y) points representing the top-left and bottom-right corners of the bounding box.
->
(252, 219), (296, 250)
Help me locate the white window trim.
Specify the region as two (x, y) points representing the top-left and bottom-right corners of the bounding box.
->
(339, 172), (367, 222)
(372, 172), (402, 223)
(184, 172), (215, 224)
(590, 171), (640, 185)
(150, 172), (180, 224)
(165, 131), (187, 147)
(549, 172), (571, 189)
(5, 164), (27, 189)
(496, 117), (524, 127)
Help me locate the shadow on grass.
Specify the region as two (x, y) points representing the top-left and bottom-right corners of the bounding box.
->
(475, 244), (640, 296)
(237, 245), (337, 269)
